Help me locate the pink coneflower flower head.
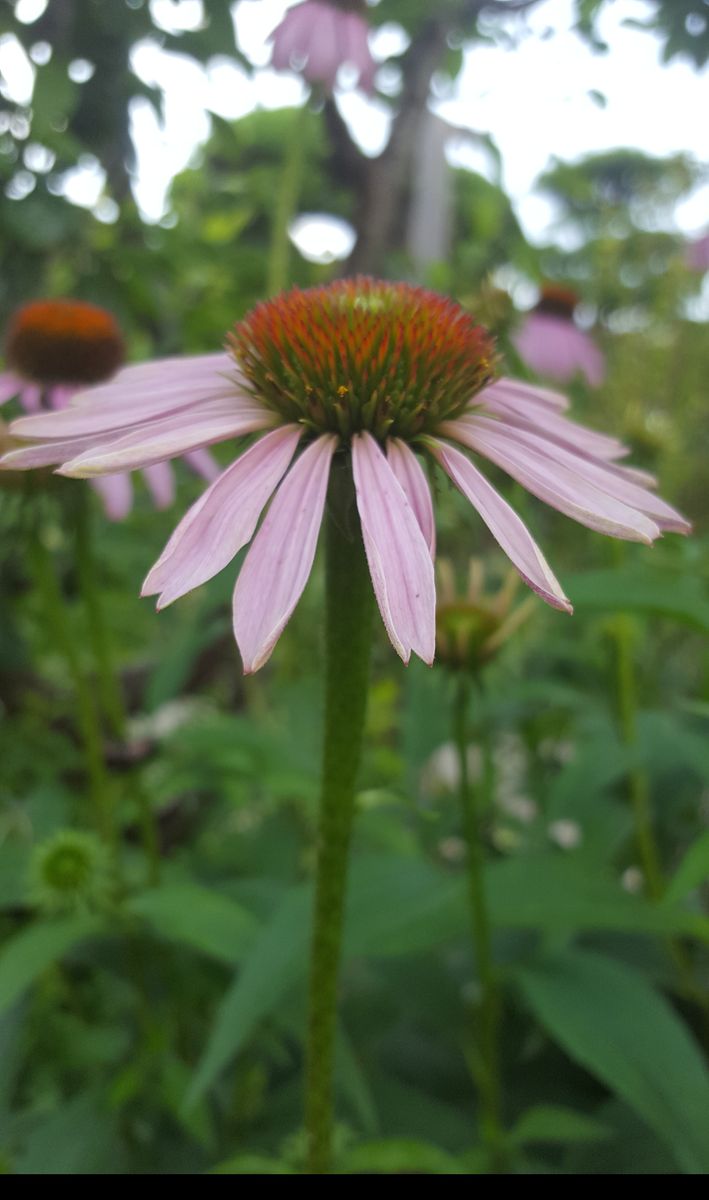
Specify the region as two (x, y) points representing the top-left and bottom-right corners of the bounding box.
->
(1, 279), (690, 673)
(0, 299), (217, 519)
(270, 0), (375, 95)
(513, 284), (605, 389)
(686, 233), (709, 273)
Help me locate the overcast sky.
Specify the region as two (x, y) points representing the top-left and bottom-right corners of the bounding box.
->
(2, 0), (708, 248)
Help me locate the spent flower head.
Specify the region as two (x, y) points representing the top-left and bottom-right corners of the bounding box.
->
(0, 299), (218, 519)
(435, 558), (535, 672)
(1, 277), (690, 673)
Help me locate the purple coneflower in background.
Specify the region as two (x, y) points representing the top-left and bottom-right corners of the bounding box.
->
(270, 0), (375, 94)
(1, 278), (689, 672)
(686, 233), (709, 273)
(0, 299), (218, 520)
(513, 283), (605, 388)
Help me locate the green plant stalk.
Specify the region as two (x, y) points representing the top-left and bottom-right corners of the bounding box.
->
(29, 528), (114, 846)
(304, 458), (374, 1175)
(613, 612), (666, 896)
(266, 104), (308, 297)
(72, 488), (162, 886)
(453, 676), (505, 1173)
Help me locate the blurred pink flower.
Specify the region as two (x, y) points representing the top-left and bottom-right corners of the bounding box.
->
(2, 279), (689, 672)
(513, 285), (605, 389)
(686, 233), (709, 273)
(0, 299), (218, 520)
(270, 1), (375, 94)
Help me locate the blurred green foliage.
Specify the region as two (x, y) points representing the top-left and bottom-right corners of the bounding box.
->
(0, 0), (708, 1178)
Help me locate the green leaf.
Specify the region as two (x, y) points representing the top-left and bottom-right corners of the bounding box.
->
(516, 948), (709, 1174)
(0, 915), (102, 1018)
(565, 569), (709, 632)
(509, 1104), (612, 1147)
(185, 885), (311, 1109)
(127, 884), (258, 965)
(336, 1138), (468, 1175)
(209, 1155), (295, 1174)
(487, 856), (709, 939)
(664, 829), (709, 903)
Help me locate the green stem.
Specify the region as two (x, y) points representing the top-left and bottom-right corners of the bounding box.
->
(72, 488), (162, 886)
(29, 528), (114, 846)
(613, 612), (665, 897)
(453, 676), (505, 1173)
(266, 105), (308, 297)
(73, 487), (127, 737)
(305, 458), (374, 1175)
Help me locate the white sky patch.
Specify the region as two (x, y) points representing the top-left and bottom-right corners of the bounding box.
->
(289, 213), (356, 263)
(13, 0), (48, 24)
(0, 35), (34, 105)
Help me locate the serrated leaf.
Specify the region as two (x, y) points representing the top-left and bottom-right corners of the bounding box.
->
(516, 948), (709, 1174)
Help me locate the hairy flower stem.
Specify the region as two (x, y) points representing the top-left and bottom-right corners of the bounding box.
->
(72, 488), (161, 886)
(29, 527), (114, 847)
(267, 105), (307, 297)
(305, 457), (374, 1174)
(453, 676), (505, 1173)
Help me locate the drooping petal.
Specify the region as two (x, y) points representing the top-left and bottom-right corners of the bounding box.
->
(442, 415), (662, 543)
(479, 376), (570, 413)
(58, 400), (275, 476)
(234, 434), (337, 673)
(182, 447), (221, 482)
(0, 372), (22, 405)
(142, 461), (175, 510)
(513, 313), (605, 388)
(143, 425), (303, 609)
(450, 414), (688, 536)
(387, 438), (436, 556)
(9, 353), (243, 439)
(90, 473), (133, 521)
(19, 385), (41, 413)
(429, 438), (572, 614)
(352, 432), (436, 665)
(0, 431), (118, 470)
(481, 380), (627, 461)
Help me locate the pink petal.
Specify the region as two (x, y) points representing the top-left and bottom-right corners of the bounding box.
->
(443, 415), (662, 543)
(480, 376), (570, 412)
(513, 313), (605, 388)
(430, 438), (572, 614)
(58, 400), (275, 476)
(182, 447), (221, 482)
(142, 461), (175, 510)
(20, 385), (42, 413)
(0, 372), (22, 405)
(352, 432), (436, 665)
(234, 434), (337, 673)
(387, 438), (436, 556)
(143, 425), (303, 609)
(0, 431), (118, 470)
(9, 353), (242, 439)
(90, 473), (134, 521)
(482, 380), (627, 461)
(455, 414), (688, 536)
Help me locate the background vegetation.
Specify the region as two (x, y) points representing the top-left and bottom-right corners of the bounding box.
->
(0, 0), (707, 1174)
